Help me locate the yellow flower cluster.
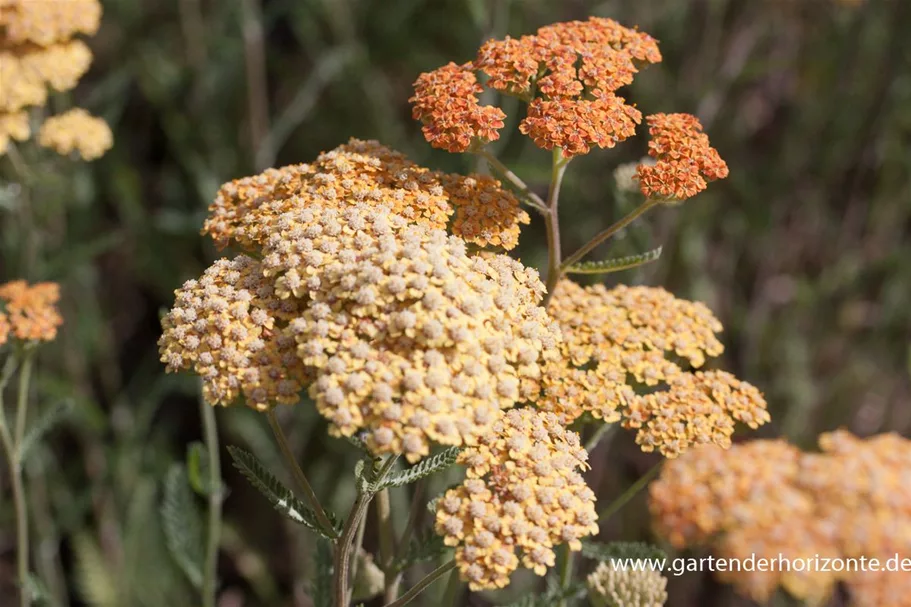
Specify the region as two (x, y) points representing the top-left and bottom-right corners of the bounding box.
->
(649, 432), (911, 604)
(158, 256), (311, 409)
(38, 107), (112, 160)
(265, 203), (559, 461)
(535, 280), (766, 457)
(587, 562), (668, 607)
(435, 409), (597, 589)
(0, 279), (63, 344)
(0, 0), (109, 157)
(202, 138), (527, 252)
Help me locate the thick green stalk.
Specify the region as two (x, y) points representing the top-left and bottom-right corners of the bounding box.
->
(560, 199), (657, 271)
(382, 560), (456, 607)
(14, 351), (33, 448)
(266, 410), (335, 534)
(200, 396), (222, 607)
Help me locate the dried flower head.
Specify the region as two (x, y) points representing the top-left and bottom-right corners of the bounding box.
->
(587, 562), (668, 607)
(38, 107), (112, 160)
(537, 280), (725, 424)
(410, 62), (506, 153)
(265, 203), (559, 461)
(0, 279), (63, 342)
(414, 17), (661, 157)
(435, 409), (597, 589)
(623, 370), (770, 457)
(202, 138), (526, 252)
(158, 256), (311, 410)
(636, 113), (729, 202)
(0, 110), (29, 153)
(0, 0), (102, 46)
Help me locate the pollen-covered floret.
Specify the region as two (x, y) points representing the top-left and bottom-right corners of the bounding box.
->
(587, 562), (668, 607)
(158, 256), (311, 410)
(636, 113), (729, 202)
(38, 108), (112, 160)
(435, 409), (597, 590)
(0, 280), (63, 343)
(442, 173), (529, 250)
(265, 203), (559, 461)
(623, 370), (770, 457)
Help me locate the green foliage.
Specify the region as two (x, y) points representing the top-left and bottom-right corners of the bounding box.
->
(19, 399), (74, 464)
(580, 540), (667, 565)
(73, 534), (118, 607)
(565, 247), (663, 275)
(392, 528), (447, 573)
(311, 537), (334, 607)
(227, 445), (340, 539)
(161, 465), (205, 589)
(379, 447), (460, 489)
(186, 440), (218, 497)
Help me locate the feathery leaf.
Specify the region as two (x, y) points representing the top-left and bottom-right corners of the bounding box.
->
(565, 247), (662, 275)
(379, 447), (460, 489)
(161, 465), (204, 589)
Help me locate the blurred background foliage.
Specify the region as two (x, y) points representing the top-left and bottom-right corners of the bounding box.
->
(1, 0), (910, 605)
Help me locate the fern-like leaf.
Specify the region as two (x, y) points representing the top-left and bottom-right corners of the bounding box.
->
(20, 399), (74, 463)
(161, 465), (204, 589)
(379, 447), (460, 489)
(226, 445), (340, 539)
(565, 246), (662, 275)
(580, 540), (667, 564)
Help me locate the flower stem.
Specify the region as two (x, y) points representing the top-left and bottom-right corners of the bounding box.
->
(335, 490), (372, 607)
(200, 395), (222, 607)
(560, 199), (658, 271)
(441, 565), (461, 607)
(382, 560), (456, 607)
(376, 487), (397, 600)
(584, 424), (615, 454)
(266, 410), (335, 534)
(598, 462), (662, 522)
(543, 148), (569, 305)
(475, 148), (549, 215)
(14, 350), (33, 448)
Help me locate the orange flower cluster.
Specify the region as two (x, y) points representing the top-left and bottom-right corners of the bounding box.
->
(535, 280), (766, 457)
(410, 62), (506, 153)
(436, 409), (597, 589)
(636, 113), (729, 202)
(0, 280), (63, 343)
(650, 431), (911, 604)
(202, 138), (527, 252)
(0, 0), (109, 157)
(414, 17), (662, 157)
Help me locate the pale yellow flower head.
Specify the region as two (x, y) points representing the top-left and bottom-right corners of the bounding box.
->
(435, 409), (597, 590)
(0, 110), (29, 153)
(0, 0), (102, 46)
(158, 256), (312, 410)
(587, 562), (668, 607)
(267, 202), (559, 461)
(38, 107), (112, 160)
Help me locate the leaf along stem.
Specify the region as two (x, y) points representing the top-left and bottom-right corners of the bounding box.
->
(560, 199), (658, 271)
(266, 410), (335, 534)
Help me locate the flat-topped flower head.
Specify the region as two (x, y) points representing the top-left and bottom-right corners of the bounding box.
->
(0, 279), (63, 343)
(202, 138), (527, 252)
(637, 113), (729, 202)
(158, 256), (311, 410)
(38, 108), (112, 160)
(410, 62), (506, 153)
(623, 370), (769, 457)
(0, 40), (93, 113)
(0, 0), (102, 46)
(265, 203), (559, 461)
(537, 280), (726, 424)
(587, 562), (668, 607)
(435, 409), (597, 590)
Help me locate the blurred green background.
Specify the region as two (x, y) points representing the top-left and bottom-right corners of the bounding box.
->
(1, 0), (910, 605)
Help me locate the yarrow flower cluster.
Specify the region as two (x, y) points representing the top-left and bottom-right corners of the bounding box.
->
(202, 138), (528, 252)
(587, 562), (668, 607)
(435, 409), (597, 589)
(38, 107), (113, 160)
(649, 432), (911, 605)
(0, 0), (111, 158)
(412, 17), (662, 157)
(0, 280), (63, 344)
(536, 280), (768, 457)
(636, 113), (729, 202)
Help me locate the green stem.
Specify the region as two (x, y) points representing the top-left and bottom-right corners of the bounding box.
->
(475, 148), (549, 215)
(0, 353), (30, 606)
(560, 199), (658, 271)
(598, 463), (662, 522)
(266, 410), (335, 534)
(382, 560), (456, 607)
(14, 350), (33, 449)
(584, 424), (615, 454)
(441, 566), (461, 607)
(376, 488), (397, 601)
(335, 491), (373, 607)
(542, 149), (569, 306)
(348, 505), (369, 595)
(556, 544), (574, 607)
(200, 396), (222, 607)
